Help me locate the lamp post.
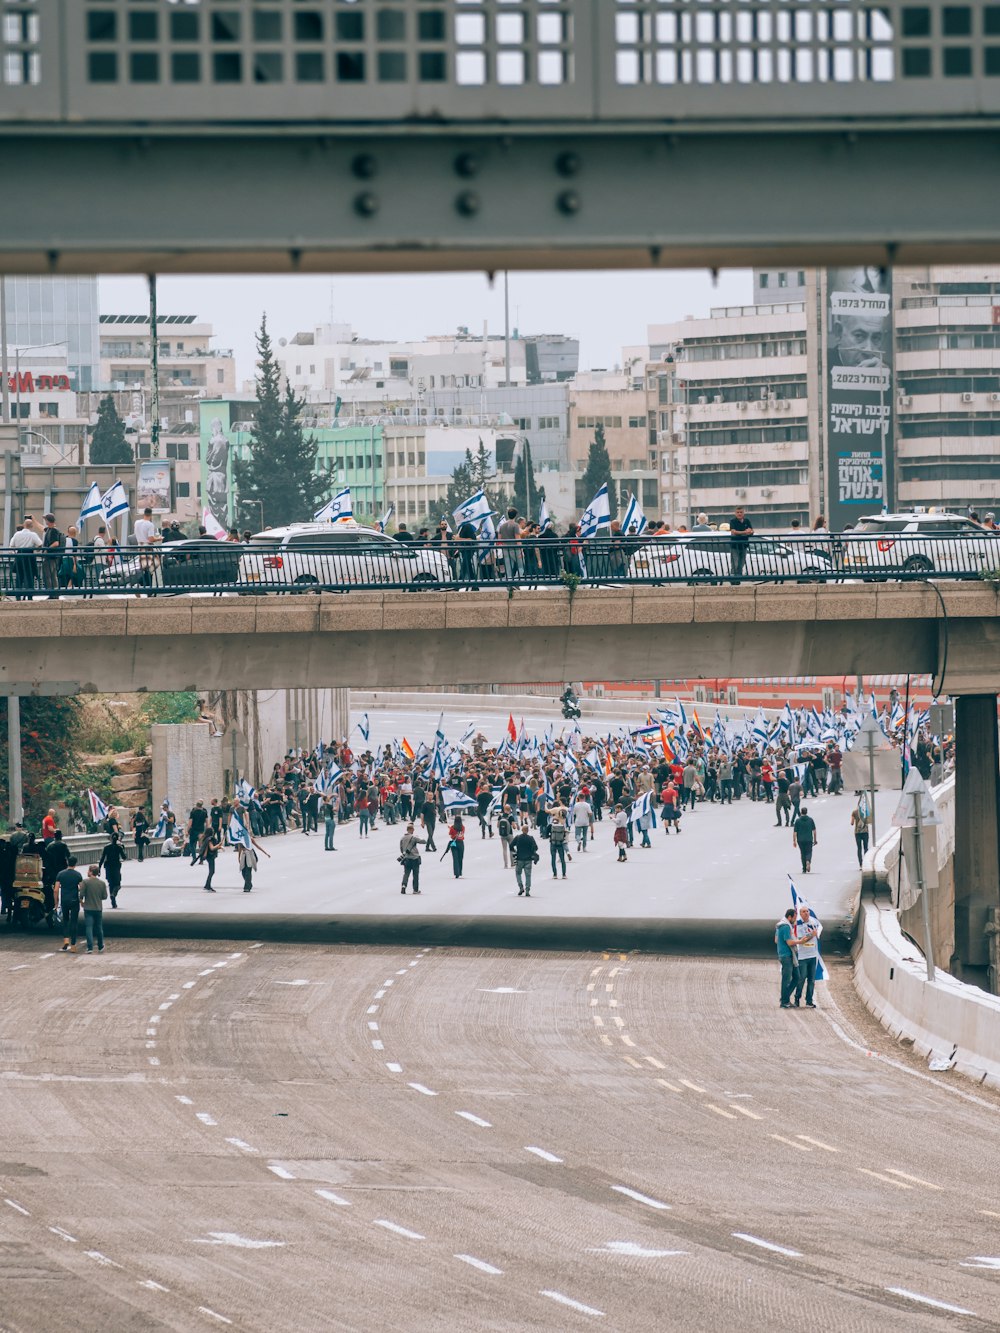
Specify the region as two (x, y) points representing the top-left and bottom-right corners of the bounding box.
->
(858, 711), (882, 845)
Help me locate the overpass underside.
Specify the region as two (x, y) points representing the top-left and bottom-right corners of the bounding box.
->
(2, 0), (1000, 272)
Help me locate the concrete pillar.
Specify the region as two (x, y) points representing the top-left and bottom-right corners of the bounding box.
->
(953, 694), (1000, 991)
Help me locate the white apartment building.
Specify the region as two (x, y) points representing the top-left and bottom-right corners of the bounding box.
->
(100, 314), (236, 399)
(4, 343), (91, 464)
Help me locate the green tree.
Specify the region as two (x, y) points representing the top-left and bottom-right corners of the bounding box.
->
(89, 395), (133, 466)
(442, 450), (474, 523)
(471, 438), (493, 491)
(511, 439), (538, 521)
(232, 316), (324, 528)
(580, 422), (617, 521)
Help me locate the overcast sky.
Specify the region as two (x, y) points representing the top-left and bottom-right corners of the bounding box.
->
(100, 268), (752, 384)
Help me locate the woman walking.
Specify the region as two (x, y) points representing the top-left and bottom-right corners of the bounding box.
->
(475, 779), (494, 839)
(357, 789), (370, 838)
(131, 808), (150, 863)
(613, 805), (629, 862)
(201, 826), (222, 892)
(447, 814), (465, 879)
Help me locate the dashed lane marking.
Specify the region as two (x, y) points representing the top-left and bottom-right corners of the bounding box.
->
(175, 1095), (193, 1105)
(771, 1135), (811, 1152)
(316, 1189), (351, 1206)
(884, 1169), (943, 1190)
(372, 1040), (384, 1051)
(374, 990), (386, 999)
(885, 1288), (973, 1316)
(455, 1254), (503, 1275)
(408, 1083), (438, 1097)
(705, 1105), (738, 1120)
(960, 1257), (1000, 1271)
(139, 1280), (169, 1292)
(148, 1057), (160, 1067)
(590, 1242), (686, 1258)
(621, 1036), (636, 1048)
(732, 1233), (802, 1258)
(456, 1112), (492, 1128)
(367, 1005), (379, 1014)
(225, 1139), (257, 1153)
(644, 1057), (666, 1070)
(525, 1147), (563, 1164)
(195, 1112), (217, 1127)
(605, 983), (614, 993)
(600, 1035), (613, 1046)
(608, 999), (618, 1009)
(611, 1186), (671, 1211)
(49, 1226), (77, 1243)
(85, 1251), (123, 1268)
(373, 1220), (424, 1240)
(797, 1136), (838, 1152)
(367, 1021), (379, 1031)
(612, 1017), (625, 1029)
(267, 1164), (296, 1180)
(197, 1308), (233, 1325)
(4, 1199), (29, 1216)
(593, 1016), (604, 1027)
(656, 1079), (682, 1093)
(182, 982), (196, 989)
(540, 1291), (605, 1319)
(386, 1062), (403, 1073)
(586, 983), (596, 992)
(858, 1169), (912, 1189)
(678, 1079), (706, 1093)
(623, 1056), (643, 1069)
(729, 1105), (763, 1120)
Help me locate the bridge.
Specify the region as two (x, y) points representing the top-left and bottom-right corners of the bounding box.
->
(3, 583), (998, 694)
(2, 1), (1000, 272)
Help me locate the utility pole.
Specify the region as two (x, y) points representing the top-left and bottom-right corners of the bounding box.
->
(858, 711), (881, 845)
(148, 273), (160, 458)
(0, 274), (10, 425)
(1, 279), (19, 831)
(503, 271), (511, 387)
(7, 696), (22, 828)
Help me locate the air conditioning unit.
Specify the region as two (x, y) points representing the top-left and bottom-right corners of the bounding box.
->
(761, 488), (774, 498)
(757, 400), (769, 411)
(737, 401), (749, 411)
(991, 393), (1000, 403)
(962, 392), (975, 403)
(697, 395), (708, 404)
(735, 487), (747, 498)
(776, 399), (789, 410)
(899, 395), (913, 407)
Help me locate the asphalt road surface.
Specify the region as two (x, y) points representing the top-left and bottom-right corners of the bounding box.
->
(2, 938), (999, 1332)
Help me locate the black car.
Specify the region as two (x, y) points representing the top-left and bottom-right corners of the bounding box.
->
(97, 539), (242, 593)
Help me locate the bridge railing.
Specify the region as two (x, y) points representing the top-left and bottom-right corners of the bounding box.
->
(1, 1), (998, 125)
(2, 532), (998, 598)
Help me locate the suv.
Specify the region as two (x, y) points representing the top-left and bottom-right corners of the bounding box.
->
(628, 532), (832, 583)
(237, 523), (453, 590)
(840, 511), (1000, 577)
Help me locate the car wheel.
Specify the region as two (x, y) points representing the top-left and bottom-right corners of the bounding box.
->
(293, 574), (320, 592)
(902, 555), (933, 573)
(691, 567), (721, 586)
(409, 572), (438, 589)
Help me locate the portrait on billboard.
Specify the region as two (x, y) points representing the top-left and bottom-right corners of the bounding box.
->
(136, 459), (173, 514)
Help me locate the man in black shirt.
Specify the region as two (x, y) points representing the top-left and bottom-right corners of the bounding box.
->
(395, 523), (415, 544)
(792, 806), (818, 873)
(57, 857), (84, 951)
(511, 823), (539, 897)
(41, 512), (63, 597)
(729, 506), (753, 580)
(188, 801), (208, 861)
(42, 830), (70, 917)
(98, 832), (126, 908)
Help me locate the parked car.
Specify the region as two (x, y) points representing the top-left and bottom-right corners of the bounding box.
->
(237, 523), (454, 590)
(628, 532), (833, 583)
(98, 539), (243, 592)
(839, 511), (1000, 577)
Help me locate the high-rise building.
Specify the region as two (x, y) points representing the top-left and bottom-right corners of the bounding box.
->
(2, 275), (100, 391)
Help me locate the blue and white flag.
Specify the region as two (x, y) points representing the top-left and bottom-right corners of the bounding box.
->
(357, 712), (370, 743)
(629, 790), (657, 829)
(538, 496), (553, 533)
(441, 786), (479, 812)
(620, 491), (648, 537)
(235, 778), (256, 806)
(315, 487), (353, 523)
(453, 489), (492, 528)
(789, 876), (826, 981)
(228, 810), (252, 849)
(375, 503), (394, 534)
(459, 721), (477, 746)
(577, 483), (611, 540)
(153, 812), (169, 839)
(432, 746), (448, 780)
(88, 789), (110, 824)
(100, 480), (129, 522)
(78, 482), (103, 528)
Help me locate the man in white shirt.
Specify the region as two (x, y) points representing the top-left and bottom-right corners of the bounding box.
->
(9, 518), (42, 599)
(133, 507), (163, 588)
(571, 795), (593, 852)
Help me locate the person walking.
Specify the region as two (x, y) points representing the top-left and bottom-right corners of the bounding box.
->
(613, 805), (629, 861)
(97, 831), (125, 909)
(475, 779), (494, 839)
(237, 836), (269, 892)
(421, 801), (438, 853)
(201, 826), (222, 892)
(775, 907), (798, 1009)
(548, 809), (569, 878)
(571, 793), (593, 852)
(850, 799), (871, 867)
(511, 822), (539, 897)
(188, 800), (208, 861)
(774, 771), (792, 827)
(793, 905), (821, 1009)
(792, 805), (817, 873)
(41, 829), (71, 921)
(56, 856), (84, 953)
(447, 814), (465, 879)
(497, 806), (515, 869)
(132, 809), (150, 862)
(81, 865), (108, 953)
(399, 823), (426, 894)
(323, 798), (337, 851)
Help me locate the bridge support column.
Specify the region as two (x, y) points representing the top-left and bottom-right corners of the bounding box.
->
(953, 694), (1000, 992)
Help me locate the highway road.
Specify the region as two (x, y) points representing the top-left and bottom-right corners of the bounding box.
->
(2, 938), (999, 1331)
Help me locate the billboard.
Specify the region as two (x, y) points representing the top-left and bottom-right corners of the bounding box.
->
(136, 459), (173, 514)
(825, 267), (894, 531)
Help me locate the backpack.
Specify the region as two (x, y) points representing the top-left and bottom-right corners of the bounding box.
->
(498, 816), (512, 838)
(550, 823), (567, 845)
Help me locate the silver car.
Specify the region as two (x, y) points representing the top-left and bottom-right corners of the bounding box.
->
(237, 522), (453, 590)
(840, 511), (1000, 576)
(628, 532), (833, 583)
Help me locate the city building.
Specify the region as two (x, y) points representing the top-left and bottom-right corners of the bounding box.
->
(2, 344), (91, 465)
(1, 276), (100, 391)
(100, 313), (236, 400)
(566, 370), (659, 514)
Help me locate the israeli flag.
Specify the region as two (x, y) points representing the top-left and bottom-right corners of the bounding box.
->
(154, 812), (169, 839)
(376, 503), (394, 534)
(235, 778), (256, 806)
(78, 482), (103, 529)
(538, 496), (553, 533)
(789, 876), (826, 981)
(315, 487), (353, 523)
(100, 480), (129, 521)
(325, 764), (344, 787)
(452, 489), (492, 528)
(577, 483), (611, 540)
(432, 746), (447, 780)
(357, 713), (370, 743)
(629, 790), (657, 829)
(88, 789), (110, 824)
(476, 511), (498, 564)
(620, 491), (648, 537)
(459, 721), (476, 746)
(228, 810), (252, 849)
(441, 786), (479, 812)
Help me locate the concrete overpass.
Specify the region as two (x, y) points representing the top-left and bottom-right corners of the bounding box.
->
(2, 583), (998, 695)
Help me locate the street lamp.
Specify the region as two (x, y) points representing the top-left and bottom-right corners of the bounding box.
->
(858, 711), (882, 845)
(12, 341), (65, 440)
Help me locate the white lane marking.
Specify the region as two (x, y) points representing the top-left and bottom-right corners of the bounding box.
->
(455, 1253), (503, 1275)
(268, 1164), (296, 1180)
(623, 1056), (643, 1069)
(656, 1079), (682, 1093)
(590, 966), (603, 976)
(4, 1199), (30, 1216)
(612, 1017), (625, 1029)
(678, 1078), (706, 1093)
(706, 1105), (738, 1120)
(316, 1189), (351, 1207)
(478, 987), (526, 994)
(620, 1036), (636, 1048)
(49, 1226), (77, 1243)
(383, 979), (395, 987)
(192, 1233), (284, 1249)
(213, 961), (230, 968)
(85, 1251), (123, 1268)
(408, 1083), (437, 1097)
(249, 943), (264, 949)
(885, 1288), (973, 1316)
(859, 1168), (912, 1189)
(525, 1146), (562, 1163)
(148, 1056), (160, 1067)
(456, 1111), (492, 1128)
(540, 1291), (605, 1319)
(197, 1308), (233, 1325)
(145, 1042), (156, 1050)
(229, 953), (243, 959)
(139, 1279), (169, 1292)
(732, 1233), (802, 1258)
(729, 1105), (763, 1120)
(368, 1021), (379, 1031)
(367, 1005), (379, 1014)
(146, 1029), (157, 1038)
(9, 965), (29, 971)
(225, 1138), (257, 1153)
(374, 990), (386, 999)
(593, 1016), (604, 1027)
(168, 993), (181, 1001)
(608, 999), (618, 1008)
(371, 1040), (384, 1051)
(396, 969), (408, 975)
(590, 1242), (686, 1258)
(961, 1257), (1000, 1270)
(386, 1062), (403, 1073)
(83, 975), (122, 982)
(195, 1112), (217, 1127)
(611, 1185), (671, 1211)
(797, 1135), (839, 1152)
(39, 952), (54, 959)
(644, 1057), (666, 1070)
(586, 983), (596, 992)
(175, 1095), (193, 1105)
(148, 1016), (160, 1025)
(275, 980), (313, 987)
(605, 983), (614, 993)
(884, 1168), (943, 1190)
(771, 1134), (811, 1152)
(198, 969), (214, 977)
(182, 981), (196, 989)
(373, 1220), (424, 1240)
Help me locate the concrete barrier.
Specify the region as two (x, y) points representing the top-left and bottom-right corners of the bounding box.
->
(65, 832), (165, 862)
(854, 894), (1000, 1090)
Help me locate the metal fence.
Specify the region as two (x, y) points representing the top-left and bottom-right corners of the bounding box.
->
(1, 1), (997, 124)
(3, 532), (999, 598)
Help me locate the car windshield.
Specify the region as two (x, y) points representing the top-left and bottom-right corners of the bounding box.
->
(852, 519), (909, 534)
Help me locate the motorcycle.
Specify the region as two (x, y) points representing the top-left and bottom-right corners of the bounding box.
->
(12, 853), (51, 930)
(560, 689), (582, 721)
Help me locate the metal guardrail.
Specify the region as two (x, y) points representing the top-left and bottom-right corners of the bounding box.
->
(3, 532), (999, 598)
(0, 1), (998, 125)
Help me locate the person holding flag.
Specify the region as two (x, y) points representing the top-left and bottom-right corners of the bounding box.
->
(792, 902), (822, 1008)
(228, 808), (270, 892)
(850, 793), (871, 866)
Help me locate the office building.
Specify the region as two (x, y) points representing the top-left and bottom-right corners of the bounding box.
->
(1, 276), (100, 391)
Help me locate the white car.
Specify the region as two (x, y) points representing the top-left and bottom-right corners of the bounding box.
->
(237, 523), (453, 591)
(628, 532), (833, 583)
(839, 511), (1000, 577)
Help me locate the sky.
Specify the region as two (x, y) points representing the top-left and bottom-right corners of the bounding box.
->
(99, 268), (753, 385)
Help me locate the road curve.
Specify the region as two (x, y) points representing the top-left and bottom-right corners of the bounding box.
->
(2, 938), (999, 1332)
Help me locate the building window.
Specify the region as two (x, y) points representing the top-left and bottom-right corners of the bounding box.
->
(797, 271), (806, 286)
(628, 415), (647, 429)
(778, 271), (788, 287)
(516, 417), (531, 430)
(216, 369), (225, 384)
(176, 482), (190, 498)
(165, 442), (189, 461)
(760, 273), (769, 289)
